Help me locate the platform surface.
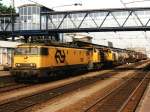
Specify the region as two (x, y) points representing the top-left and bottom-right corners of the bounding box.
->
(136, 83), (150, 112)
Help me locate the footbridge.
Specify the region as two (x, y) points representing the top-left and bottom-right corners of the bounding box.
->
(1, 7), (150, 37)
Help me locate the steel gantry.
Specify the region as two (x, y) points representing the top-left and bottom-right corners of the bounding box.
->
(1, 7), (150, 36)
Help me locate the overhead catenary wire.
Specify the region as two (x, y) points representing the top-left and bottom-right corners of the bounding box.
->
(23, 0), (82, 10)
(120, 0), (150, 40)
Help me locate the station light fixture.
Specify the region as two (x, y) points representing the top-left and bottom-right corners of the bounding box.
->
(74, 3), (82, 6)
(51, 3), (82, 9)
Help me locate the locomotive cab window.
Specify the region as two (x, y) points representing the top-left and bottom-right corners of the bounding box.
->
(15, 47), (38, 55)
(15, 47), (48, 55)
(39, 48), (48, 55)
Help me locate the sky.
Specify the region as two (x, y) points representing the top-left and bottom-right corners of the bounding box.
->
(2, 0), (150, 10)
(1, 0), (150, 55)
(2, 0), (124, 9)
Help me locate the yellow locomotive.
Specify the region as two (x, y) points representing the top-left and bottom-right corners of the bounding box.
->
(11, 43), (102, 79)
(11, 42), (147, 80)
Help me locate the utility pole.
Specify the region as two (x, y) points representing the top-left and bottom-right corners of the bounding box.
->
(11, 0), (15, 41)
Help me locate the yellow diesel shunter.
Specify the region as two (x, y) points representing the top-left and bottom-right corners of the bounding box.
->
(88, 48), (101, 69)
(11, 44), (95, 79)
(100, 48), (115, 67)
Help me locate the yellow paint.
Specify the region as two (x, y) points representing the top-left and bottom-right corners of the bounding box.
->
(13, 45), (91, 69)
(13, 55), (41, 68)
(90, 48), (100, 63)
(104, 49), (114, 61)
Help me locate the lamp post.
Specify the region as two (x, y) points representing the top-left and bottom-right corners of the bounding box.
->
(11, 0), (15, 41)
(51, 3), (82, 10)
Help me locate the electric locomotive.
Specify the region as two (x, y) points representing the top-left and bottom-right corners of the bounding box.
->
(11, 43), (102, 79)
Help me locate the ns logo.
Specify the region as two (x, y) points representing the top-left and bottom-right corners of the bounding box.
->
(55, 49), (66, 63)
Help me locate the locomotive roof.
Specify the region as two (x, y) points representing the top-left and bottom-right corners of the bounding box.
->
(72, 41), (132, 52)
(17, 41), (136, 53)
(17, 43), (87, 49)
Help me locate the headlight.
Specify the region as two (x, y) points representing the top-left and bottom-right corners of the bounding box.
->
(16, 63), (20, 67)
(30, 63), (36, 67)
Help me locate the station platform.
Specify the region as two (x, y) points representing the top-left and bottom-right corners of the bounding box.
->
(136, 82), (150, 112)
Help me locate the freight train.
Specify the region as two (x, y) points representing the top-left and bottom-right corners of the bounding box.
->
(10, 41), (147, 80)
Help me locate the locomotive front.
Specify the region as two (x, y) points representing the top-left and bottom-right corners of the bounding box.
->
(11, 45), (48, 79)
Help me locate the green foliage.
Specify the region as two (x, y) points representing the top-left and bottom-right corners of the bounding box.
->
(0, 3), (16, 14)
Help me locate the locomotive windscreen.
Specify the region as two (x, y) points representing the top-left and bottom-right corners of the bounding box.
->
(15, 47), (48, 55)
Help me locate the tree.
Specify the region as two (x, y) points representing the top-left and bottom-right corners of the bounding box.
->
(0, 2), (15, 14)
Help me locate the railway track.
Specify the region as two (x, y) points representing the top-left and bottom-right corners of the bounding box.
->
(0, 60), (143, 91)
(0, 69), (125, 112)
(0, 76), (15, 88)
(0, 60), (148, 112)
(118, 72), (150, 112)
(0, 84), (30, 93)
(84, 66), (150, 112)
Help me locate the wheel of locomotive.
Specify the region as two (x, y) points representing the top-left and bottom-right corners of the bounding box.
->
(13, 76), (24, 83)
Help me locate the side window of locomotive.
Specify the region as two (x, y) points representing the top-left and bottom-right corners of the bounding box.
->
(40, 48), (48, 55)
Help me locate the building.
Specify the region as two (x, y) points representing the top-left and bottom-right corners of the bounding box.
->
(17, 4), (61, 42)
(0, 4), (61, 42)
(18, 4), (53, 30)
(0, 41), (21, 69)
